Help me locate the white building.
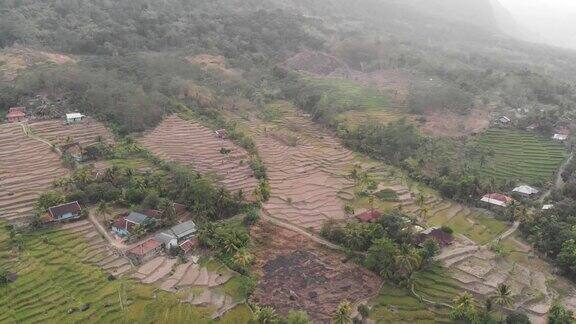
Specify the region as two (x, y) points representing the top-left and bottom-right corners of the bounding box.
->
(66, 113), (86, 124)
(512, 185), (539, 198)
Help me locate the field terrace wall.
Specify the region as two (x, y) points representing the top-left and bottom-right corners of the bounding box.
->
(139, 115), (258, 199)
(0, 123), (68, 224)
(250, 114), (355, 230)
(28, 117), (114, 147)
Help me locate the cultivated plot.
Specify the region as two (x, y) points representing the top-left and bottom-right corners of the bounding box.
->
(29, 117), (114, 147)
(139, 115), (258, 198)
(0, 123), (68, 224)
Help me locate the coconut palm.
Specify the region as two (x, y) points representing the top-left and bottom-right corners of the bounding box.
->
(394, 244), (422, 280)
(450, 292), (478, 322)
(333, 300), (352, 324)
(492, 283), (513, 309)
(96, 201), (112, 222)
(233, 249), (254, 268)
(253, 305), (279, 324)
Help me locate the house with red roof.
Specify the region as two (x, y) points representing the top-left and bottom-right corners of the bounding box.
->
(6, 107), (26, 123)
(356, 209), (382, 223)
(126, 238), (162, 263)
(480, 193), (513, 208)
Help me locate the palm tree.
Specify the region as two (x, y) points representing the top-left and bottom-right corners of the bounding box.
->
(233, 249), (254, 268)
(450, 292), (478, 322)
(285, 310), (311, 324)
(333, 300), (352, 324)
(491, 283), (513, 312)
(253, 305), (278, 324)
(394, 244), (422, 280)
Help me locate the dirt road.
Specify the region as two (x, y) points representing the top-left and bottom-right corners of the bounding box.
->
(540, 152), (573, 202)
(88, 209), (126, 250)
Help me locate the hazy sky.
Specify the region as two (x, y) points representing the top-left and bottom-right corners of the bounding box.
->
(498, 0), (576, 49)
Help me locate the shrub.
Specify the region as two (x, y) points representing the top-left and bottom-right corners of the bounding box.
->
(243, 208), (261, 226)
(440, 225), (454, 234)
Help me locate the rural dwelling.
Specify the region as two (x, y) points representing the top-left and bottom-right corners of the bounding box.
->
(66, 113), (86, 124)
(542, 204), (554, 210)
(512, 185), (539, 198)
(112, 218), (129, 237)
(497, 116), (511, 126)
(154, 220), (198, 248)
(6, 107), (26, 123)
(142, 209), (163, 219)
(125, 211), (154, 230)
(179, 237), (199, 254)
(553, 133), (569, 141)
(48, 201), (82, 222)
(215, 129), (227, 139)
(414, 227), (454, 247)
(126, 238), (163, 263)
(356, 209), (382, 223)
(480, 193), (513, 208)
(60, 142), (83, 162)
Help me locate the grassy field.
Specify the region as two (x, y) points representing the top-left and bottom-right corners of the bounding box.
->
(0, 224), (250, 323)
(474, 128), (566, 184)
(370, 267), (459, 323)
(428, 208), (508, 245)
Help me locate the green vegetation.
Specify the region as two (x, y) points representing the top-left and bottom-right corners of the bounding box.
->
(0, 224), (220, 323)
(473, 128), (566, 184)
(429, 209), (507, 245)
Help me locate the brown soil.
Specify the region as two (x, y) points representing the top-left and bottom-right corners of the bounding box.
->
(29, 117), (114, 147)
(0, 46), (75, 82)
(251, 222), (382, 323)
(283, 50), (350, 76)
(420, 108), (490, 138)
(139, 115), (258, 199)
(250, 113), (355, 230)
(0, 123), (68, 224)
(185, 54), (242, 81)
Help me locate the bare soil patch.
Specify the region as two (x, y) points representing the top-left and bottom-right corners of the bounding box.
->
(185, 54), (242, 81)
(0, 123), (68, 224)
(139, 115), (258, 198)
(251, 222), (382, 322)
(251, 113), (355, 230)
(0, 46), (75, 82)
(421, 108), (490, 138)
(29, 117), (114, 146)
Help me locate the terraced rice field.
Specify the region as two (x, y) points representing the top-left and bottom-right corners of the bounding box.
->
(248, 103), (356, 230)
(140, 115), (258, 199)
(475, 128), (566, 184)
(305, 76), (411, 126)
(370, 267), (460, 323)
(437, 234), (576, 323)
(29, 117), (114, 146)
(0, 221), (249, 323)
(0, 123), (68, 224)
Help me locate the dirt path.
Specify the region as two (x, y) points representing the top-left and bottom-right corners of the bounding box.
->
(88, 209), (126, 250)
(487, 221), (520, 247)
(540, 151), (573, 202)
(260, 209), (345, 252)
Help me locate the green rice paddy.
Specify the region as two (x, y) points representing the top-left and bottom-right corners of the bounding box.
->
(474, 128), (566, 184)
(0, 225), (248, 323)
(370, 267), (460, 323)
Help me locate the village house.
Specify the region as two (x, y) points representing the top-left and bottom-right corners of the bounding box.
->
(542, 204), (554, 210)
(6, 107), (27, 123)
(480, 193), (514, 208)
(66, 113), (86, 124)
(414, 227), (454, 247)
(48, 201), (82, 222)
(60, 142), (83, 162)
(512, 185), (540, 198)
(126, 238), (163, 264)
(553, 127), (570, 141)
(154, 220), (198, 249)
(215, 129), (227, 139)
(355, 209), (382, 223)
(496, 116), (511, 126)
(112, 211), (155, 237)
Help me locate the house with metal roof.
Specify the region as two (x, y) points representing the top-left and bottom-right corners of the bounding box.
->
(66, 113), (86, 124)
(512, 185), (539, 198)
(48, 201), (82, 222)
(480, 193), (513, 208)
(154, 220), (197, 248)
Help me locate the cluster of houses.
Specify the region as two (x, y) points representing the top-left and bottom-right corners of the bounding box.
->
(109, 204), (198, 263)
(481, 184), (551, 210)
(497, 115), (571, 142)
(4, 105), (86, 125)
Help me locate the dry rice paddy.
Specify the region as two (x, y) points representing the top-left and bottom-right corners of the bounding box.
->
(249, 106), (355, 230)
(140, 115), (258, 198)
(29, 117), (114, 147)
(0, 123), (68, 224)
